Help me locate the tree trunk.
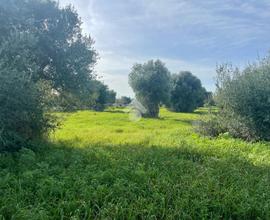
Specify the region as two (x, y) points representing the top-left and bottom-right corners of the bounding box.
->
(144, 104), (159, 118)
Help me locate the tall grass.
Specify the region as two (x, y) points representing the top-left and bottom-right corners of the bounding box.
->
(0, 108), (270, 219)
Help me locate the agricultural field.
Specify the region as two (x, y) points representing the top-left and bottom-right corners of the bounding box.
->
(1, 108), (270, 219)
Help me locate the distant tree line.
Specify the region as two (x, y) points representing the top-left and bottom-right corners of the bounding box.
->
(129, 60), (209, 118)
(0, 0), (116, 151)
(115, 96), (132, 106)
(129, 58), (270, 141)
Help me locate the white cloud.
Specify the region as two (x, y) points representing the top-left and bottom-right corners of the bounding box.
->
(58, 0), (270, 96)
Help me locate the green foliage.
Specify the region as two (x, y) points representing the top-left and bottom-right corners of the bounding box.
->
(0, 0), (109, 150)
(90, 81), (117, 111)
(204, 91), (215, 107)
(0, 66), (54, 152)
(116, 96), (132, 106)
(1, 109), (270, 219)
(214, 59), (270, 141)
(52, 92), (86, 112)
(195, 113), (226, 137)
(0, 28), (57, 151)
(0, 31), (56, 152)
(0, 0), (97, 105)
(129, 60), (171, 118)
(106, 89), (117, 105)
(168, 71), (207, 112)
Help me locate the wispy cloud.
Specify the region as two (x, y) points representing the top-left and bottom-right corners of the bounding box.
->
(59, 0), (270, 96)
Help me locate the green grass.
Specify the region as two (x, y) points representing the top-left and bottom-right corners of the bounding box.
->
(1, 108), (270, 219)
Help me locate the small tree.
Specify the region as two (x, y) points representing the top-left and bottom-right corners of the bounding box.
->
(0, 66), (54, 152)
(214, 60), (270, 141)
(168, 71), (206, 112)
(106, 90), (117, 105)
(129, 60), (171, 118)
(90, 81), (116, 111)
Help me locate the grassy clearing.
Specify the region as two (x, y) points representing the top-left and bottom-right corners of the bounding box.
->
(1, 108), (270, 219)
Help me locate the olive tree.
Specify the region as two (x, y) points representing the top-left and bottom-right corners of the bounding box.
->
(0, 0), (98, 151)
(214, 60), (270, 141)
(129, 60), (171, 118)
(168, 71), (206, 112)
(0, 68), (55, 152)
(0, 33), (54, 152)
(0, 0), (97, 107)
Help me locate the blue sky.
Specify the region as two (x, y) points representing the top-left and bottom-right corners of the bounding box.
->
(59, 0), (270, 97)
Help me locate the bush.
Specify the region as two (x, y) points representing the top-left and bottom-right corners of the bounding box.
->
(198, 58), (270, 141)
(194, 113), (226, 137)
(0, 68), (54, 152)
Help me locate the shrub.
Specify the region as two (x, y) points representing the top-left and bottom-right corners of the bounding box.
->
(0, 67), (54, 152)
(198, 58), (270, 141)
(194, 113), (226, 137)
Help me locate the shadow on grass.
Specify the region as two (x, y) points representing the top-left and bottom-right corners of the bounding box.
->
(1, 139), (270, 219)
(173, 118), (197, 125)
(104, 109), (127, 114)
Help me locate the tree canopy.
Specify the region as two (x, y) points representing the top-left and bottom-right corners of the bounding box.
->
(90, 81), (116, 111)
(0, 0), (97, 98)
(168, 71), (206, 112)
(129, 60), (171, 118)
(116, 96), (132, 106)
(0, 32), (54, 151)
(0, 0), (112, 151)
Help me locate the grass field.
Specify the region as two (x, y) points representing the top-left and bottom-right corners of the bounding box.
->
(1, 108), (270, 219)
